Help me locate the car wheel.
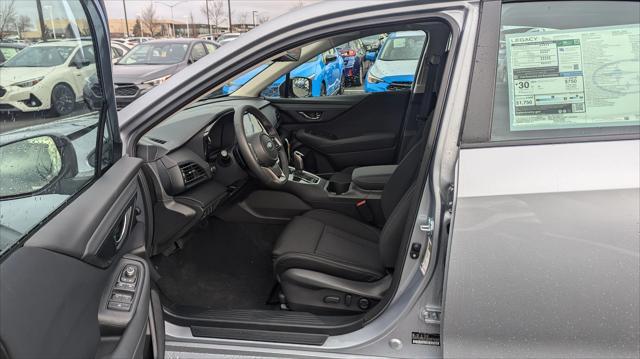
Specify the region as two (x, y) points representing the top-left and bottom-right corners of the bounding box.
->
(320, 82), (327, 96)
(50, 84), (76, 117)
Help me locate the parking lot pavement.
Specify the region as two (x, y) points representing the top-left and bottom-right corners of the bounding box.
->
(0, 105), (92, 134)
(344, 85), (364, 94)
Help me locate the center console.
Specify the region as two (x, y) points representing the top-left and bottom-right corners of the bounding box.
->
(216, 153), (396, 225)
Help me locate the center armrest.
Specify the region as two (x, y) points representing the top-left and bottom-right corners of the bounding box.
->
(352, 165), (397, 191)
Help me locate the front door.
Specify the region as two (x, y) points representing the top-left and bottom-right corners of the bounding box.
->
(0, 1), (155, 358)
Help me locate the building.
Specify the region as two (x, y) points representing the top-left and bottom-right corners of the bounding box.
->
(107, 18), (256, 39)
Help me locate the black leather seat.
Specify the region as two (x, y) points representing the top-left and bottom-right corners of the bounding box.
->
(273, 140), (423, 313)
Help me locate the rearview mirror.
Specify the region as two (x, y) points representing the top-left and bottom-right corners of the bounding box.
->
(289, 77), (312, 98)
(0, 135), (78, 198)
(365, 51), (377, 62)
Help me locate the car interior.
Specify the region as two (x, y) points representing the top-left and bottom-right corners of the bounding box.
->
(136, 21), (452, 336)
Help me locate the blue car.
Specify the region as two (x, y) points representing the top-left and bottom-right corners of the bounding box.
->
(364, 31), (427, 93)
(222, 48), (344, 97)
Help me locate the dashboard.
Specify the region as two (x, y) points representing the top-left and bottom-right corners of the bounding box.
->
(136, 97), (280, 254)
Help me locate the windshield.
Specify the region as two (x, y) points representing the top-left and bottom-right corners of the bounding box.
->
(118, 42), (189, 65)
(379, 34), (425, 61)
(3, 46), (74, 67)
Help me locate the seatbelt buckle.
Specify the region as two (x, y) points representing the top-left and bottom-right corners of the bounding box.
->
(355, 199), (374, 223)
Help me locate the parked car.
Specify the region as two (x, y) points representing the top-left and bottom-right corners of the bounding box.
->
(216, 32), (241, 45)
(0, 42), (27, 63)
(107, 39), (218, 109)
(0, 40), (95, 116)
(0, 2), (638, 359)
(336, 38), (371, 86)
(110, 41), (129, 64)
(364, 31), (427, 93)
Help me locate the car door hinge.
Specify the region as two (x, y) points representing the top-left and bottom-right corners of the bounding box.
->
(419, 216), (434, 237)
(419, 305), (442, 325)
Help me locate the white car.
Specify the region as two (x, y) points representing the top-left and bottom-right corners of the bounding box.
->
(0, 40), (95, 116)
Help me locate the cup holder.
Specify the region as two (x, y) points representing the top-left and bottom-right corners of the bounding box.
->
(327, 181), (350, 195)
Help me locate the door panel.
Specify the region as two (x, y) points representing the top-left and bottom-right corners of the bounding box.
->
(0, 157), (152, 359)
(273, 91), (410, 174)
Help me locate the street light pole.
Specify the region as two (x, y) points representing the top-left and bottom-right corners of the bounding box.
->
(227, 0), (232, 33)
(44, 5), (56, 39)
(35, 0), (47, 41)
(184, 16), (190, 37)
(252, 10), (257, 28)
(156, 2), (178, 37)
(122, 0), (129, 37)
(206, 0), (212, 35)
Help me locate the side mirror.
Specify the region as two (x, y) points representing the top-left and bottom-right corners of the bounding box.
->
(365, 51), (377, 62)
(288, 77), (312, 98)
(72, 60), (91, 69)
(0, 135), (78, 198)
(324, 54), (338, 64)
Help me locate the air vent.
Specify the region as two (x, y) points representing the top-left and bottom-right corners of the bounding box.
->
(179, 162), (207, 187)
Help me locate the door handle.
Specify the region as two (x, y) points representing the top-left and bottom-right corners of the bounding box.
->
(298, 111), (322, 121)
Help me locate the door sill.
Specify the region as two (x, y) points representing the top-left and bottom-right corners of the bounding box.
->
(163, 303), (365, 339)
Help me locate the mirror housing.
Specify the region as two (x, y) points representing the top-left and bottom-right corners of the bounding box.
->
(0, 135), (78, 199)
(324, 54), (338, 64)
(288, 77), (312, 98)
(365, 51), (378, 62)
(72, 60), (91, 69)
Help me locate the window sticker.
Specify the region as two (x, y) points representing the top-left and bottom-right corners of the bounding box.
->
(505, 24), (640, 131)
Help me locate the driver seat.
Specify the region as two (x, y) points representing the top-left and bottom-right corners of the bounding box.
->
(272, 141), (423, 313)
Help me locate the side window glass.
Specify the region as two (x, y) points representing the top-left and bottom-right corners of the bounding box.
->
(219, 32), (426, 100)
(0, 0), (108, 255)
(190, 43), (207, 62)
(491, 1), (640, 141)
(262, 32), (426, 99)
(365, 31), (426, 93)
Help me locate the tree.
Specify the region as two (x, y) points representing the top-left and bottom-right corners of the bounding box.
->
(15, 15), (31, 39)
(201, 0), (226, 34)
(0, 0), (16, 40)
(256, 14), (270, 25)
(133, 18), (142, 37)
(290, 0), (305, 11)
(140, 2), (157, 37)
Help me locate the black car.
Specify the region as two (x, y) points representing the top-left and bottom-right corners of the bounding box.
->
(105, 39), (217, 109)
(336, 38), (371, 86)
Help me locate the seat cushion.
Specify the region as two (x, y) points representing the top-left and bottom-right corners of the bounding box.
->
(273, 209), (386, 282)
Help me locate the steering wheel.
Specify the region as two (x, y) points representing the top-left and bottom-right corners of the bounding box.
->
(234, 105), (289, 186)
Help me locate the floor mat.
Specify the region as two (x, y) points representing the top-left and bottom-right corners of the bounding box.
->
(153, 218), (285, 310)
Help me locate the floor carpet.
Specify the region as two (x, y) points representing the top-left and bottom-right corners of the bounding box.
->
(153, 218), (284, 310)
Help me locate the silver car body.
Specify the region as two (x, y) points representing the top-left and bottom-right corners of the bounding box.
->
(109, 0), (638, 358)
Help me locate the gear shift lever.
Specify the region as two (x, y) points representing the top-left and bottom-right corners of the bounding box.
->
(293, 151), (304, 175)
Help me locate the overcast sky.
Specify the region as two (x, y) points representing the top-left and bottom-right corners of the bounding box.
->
(103, 0), (319, 24)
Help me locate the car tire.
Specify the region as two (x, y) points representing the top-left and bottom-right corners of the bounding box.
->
(50, 84), (76, 117)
